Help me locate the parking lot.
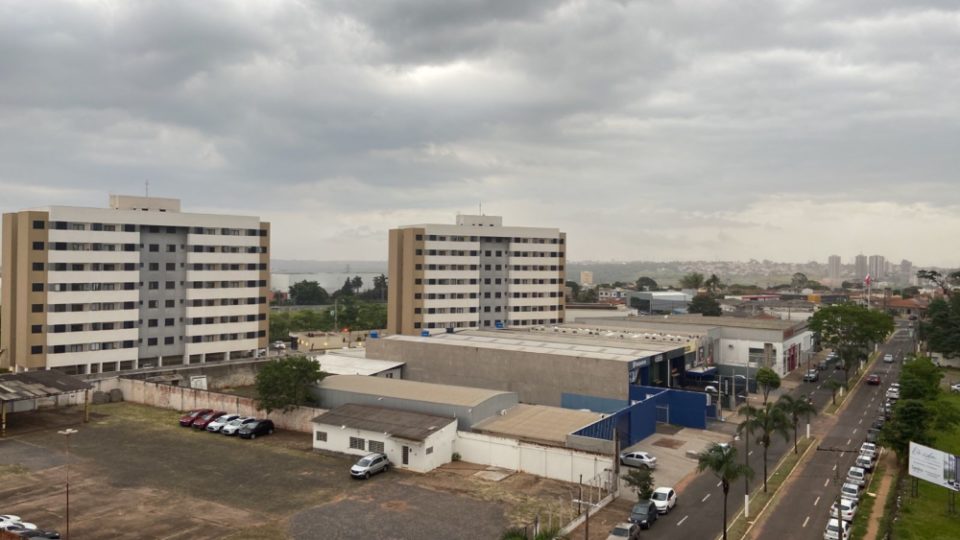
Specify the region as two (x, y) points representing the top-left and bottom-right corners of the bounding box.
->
(0, 403), (573, 539)
(621, 425), (732, 490)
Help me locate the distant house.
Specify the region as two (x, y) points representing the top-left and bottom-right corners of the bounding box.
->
(883, 297), (928, 317)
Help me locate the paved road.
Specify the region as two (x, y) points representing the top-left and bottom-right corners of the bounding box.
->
(652, 319), (912, 540)
(753, 319), (914, 540)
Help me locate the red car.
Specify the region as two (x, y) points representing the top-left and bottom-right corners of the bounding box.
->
(192, 410), (227, 430)
(866, 374), (881, 385)
(179, 408), (213, 427)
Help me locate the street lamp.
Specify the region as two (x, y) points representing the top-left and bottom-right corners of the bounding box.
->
(58, 428), (78, 540)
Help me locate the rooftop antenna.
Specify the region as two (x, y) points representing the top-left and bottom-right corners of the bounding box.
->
(479, 201), (483, 215)
(145, 180), (149, 197)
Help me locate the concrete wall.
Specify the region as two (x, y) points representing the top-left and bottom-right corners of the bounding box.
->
(455, 431), (613, 484)
(86, 357), (270, 389)
(313, 419), (457, 473)
(89, 377), (322, 433)
(366, 337), (628, 407)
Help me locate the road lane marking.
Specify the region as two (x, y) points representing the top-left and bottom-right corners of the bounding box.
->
(814, 496), (821, 506)
(853, 428), (858, 435)
(825, 478), (830, 487)
(833, 464), (837, 471)
(841, 452), (846, 458)
(717, 481), (722, 487)
(858, 419), (863, 425)
(817, 385), (822, 389)
(702, 494), (711, 503)
(748, 450), (753, 456)
(803, 516), (810, 528)
(677, 515), (688, 526)
(846, 439), (852, 445)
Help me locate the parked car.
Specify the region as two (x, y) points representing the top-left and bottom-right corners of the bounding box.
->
(830, 497), (858, 522)
(885, 388), (900, 400)
(178, 408), (213, 427)
(824, 517), (851, 540)
(866, 428), (880, 444)
(866, 374), (881, 386)
(629, 500), (658, 529)
(220, 416), (256, 436)
(883, 353), (894, 363)
(855, 454), (874, 472)
(871, 416), (885, 429)
(605, 522), (641, 540)
(860, 442), (878, 460)
(0, 517), (21, 524)
(19, 530), (62, 539)
(650, 487), (677, 514)
(350, 452), (390, 479)
(951, 382), (960, 393)
(846, 466), (868, 487)
(192, 410), (227, 430)
(238, 419), (275, 439)
(620, 451), (657, 469)
(840, 482), (861, 502)
(803, 369), (820, 382)
(206, 414), (240, 433)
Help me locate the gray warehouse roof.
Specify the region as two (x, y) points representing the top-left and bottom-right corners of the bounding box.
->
(311, 403), (455, 442)
(0, 371), (91, 403)
(473, 404), (603, 445)
(316, 375), (514, 407)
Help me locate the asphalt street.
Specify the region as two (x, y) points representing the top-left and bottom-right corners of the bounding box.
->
(753, 320), (914, 540)
(651, 319), (913, 540)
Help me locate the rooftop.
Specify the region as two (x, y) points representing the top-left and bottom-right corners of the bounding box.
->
(316, 374), (514, 407)
(311, 351), (404, 377)
(311, 403), (455, 442)
(472, 404), (604, 445)
(0, 370), (92, 403)
(581, 314), (805, 332)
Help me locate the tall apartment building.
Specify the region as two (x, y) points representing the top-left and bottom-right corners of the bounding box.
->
(854, 254), (868, 280)
(868, 255), (886, 281)
(1, 195), (270, 374)
(387, 214), (565, 335)
(827, 255), (841, 282)
(580, 270), (594, 286)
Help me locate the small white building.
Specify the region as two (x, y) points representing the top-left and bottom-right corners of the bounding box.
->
(311, 349), (404, 378)
(311, 403), (457, 473)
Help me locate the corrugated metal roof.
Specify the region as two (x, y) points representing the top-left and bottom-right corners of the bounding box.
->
(310, 352), (405, 377)
(311, 403), (455, 442)
(0, 371), (92, 402)
(317, 375), (514, 407)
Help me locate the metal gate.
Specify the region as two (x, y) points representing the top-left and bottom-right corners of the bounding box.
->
(656, 405), (670, 424)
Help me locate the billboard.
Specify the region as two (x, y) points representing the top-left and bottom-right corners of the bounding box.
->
(909, 442), (960, 492)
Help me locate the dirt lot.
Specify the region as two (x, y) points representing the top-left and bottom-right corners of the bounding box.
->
(0, 403), (575, 539)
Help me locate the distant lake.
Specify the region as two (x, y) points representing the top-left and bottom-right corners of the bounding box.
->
(271, 272), (384, 293)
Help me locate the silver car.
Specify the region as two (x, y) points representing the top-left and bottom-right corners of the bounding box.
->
(620, 450), (657, 469)
(220, 416), (255, 436)
(206, 414), (240, 433)
(350, 452), (390, 479)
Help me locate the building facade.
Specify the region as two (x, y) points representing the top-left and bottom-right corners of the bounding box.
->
(827, 255), (841, 283)
(1, 195), (269, 374)
(868, 255), (886, 281)
(386, 214), (565, 334)
(854, 254), (868, 281)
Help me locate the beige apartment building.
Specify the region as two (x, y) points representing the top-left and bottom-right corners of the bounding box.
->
(387, 214), (566, 335)
(1, 195), (270, 374)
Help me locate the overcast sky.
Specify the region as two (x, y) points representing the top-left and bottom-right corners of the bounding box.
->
(1, 1), (958, 266)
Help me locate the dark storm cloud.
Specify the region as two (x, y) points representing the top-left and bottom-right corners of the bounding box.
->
(0, 1), (958, 264)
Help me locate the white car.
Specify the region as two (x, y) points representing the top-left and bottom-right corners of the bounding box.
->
(830, 498), (858, 522)
(220, 416), (256, 436)
(855, 454), (874, 472)
(860, 442), (878, 460)
(824, 517), (850, 540)
(620, 450), (657, 469)
(650, 486), (677, 514)
(206, 413), (240, 433)
(606, 522), (641, 540)
(846, 466), (868, 487)
(0, 520), (36, 532)
(951, 383), (960, 393)
(840, 482), (861, 502)
(883, 353), (894, 363)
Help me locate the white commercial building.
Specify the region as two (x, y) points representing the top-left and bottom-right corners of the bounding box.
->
(387, 214), (566, 334)
(1, 195), (269, 374)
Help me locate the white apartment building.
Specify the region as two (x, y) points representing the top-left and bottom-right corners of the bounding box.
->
(1, 195), (270, 375)
(386, 214), (565, 334)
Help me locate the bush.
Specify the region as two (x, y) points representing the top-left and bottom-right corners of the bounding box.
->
(452, 452), (462, 462)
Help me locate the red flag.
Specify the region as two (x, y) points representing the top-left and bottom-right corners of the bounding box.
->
(864, 274), (872, 286)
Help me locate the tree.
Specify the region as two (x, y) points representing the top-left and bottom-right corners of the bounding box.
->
(741, 402), (789, 492)
(288, 280), (329, 305)
(688, 294), (721, 316)
(924, 295), (960, 358)
(636, 276), (659, 291)
(622, 467), (655, 501)
(826, 379), (842, 405)
(808, 304), (894, 387)
(680, 272), (705, 290)
(776, 394), (816, 454)
(697, 443), (753, 540)
(737, 404), (759, 496)
(755, 367), (781, 404)
(351, 275), (363, 292)
(565, 280), (581, 300)
(576, 288), (598, 303)
(917, 269), (960, 297)
(705, 274), (724, 295)
(791, 272), (809, 291)
(255, 356), (326, 413)
(899, 356), (943, 400)
(882, 399), (935, 461)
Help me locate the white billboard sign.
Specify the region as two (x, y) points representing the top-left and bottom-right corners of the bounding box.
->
(909, 441), (960, 492)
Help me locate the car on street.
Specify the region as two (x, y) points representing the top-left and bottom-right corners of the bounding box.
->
(238, 419), (275, 439)
(830, 497), (859, 522)
(952, 382), (960, 394)
(860, 442), (878, 460)
(886, 387), (900, 400)
(883, 353), (894, 363)
(629, 500), (658, 529)
(803, 369), (819, 382)
(350, 452), (390, 479)
(192, 410), (227, 430)
(846, 466), (868, 487)
(205, 414), (240, 433)
(824, 517), (851, 540)
(855, 454), (874, 472)
(220, 416), (256, 436)
(650, 487), (677, 514)
(19, 530), (62, 539)
(866, 428), (880, 444)
(605, 522), (640, 540)
(620, 450), (657, 469)
(178, 408), (212, 427)
(866, 374), (881, 385)
(840, 482), (861, 502)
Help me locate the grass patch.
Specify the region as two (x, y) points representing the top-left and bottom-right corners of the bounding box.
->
(849, 462), (886, 539)
(727, 436), (815, 540)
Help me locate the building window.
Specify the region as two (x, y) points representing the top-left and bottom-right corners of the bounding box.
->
(32, 262), (44, 271)
(32, 283), (44, 292)
(165, 299), (175, 308)
(32, 241), (44, 250)
(165, 281), (175, 289)
(165, 318), (174, 326)
(349, 437), (365, 450)
(149, 281), (159, 290)
(30, 345), (42, 354)
(368, 440), (385, 453)
(32, 304), (43, 313)
(33, 220), (45, 229)
(31, 325), (42, 334)
(315, 431), (327, 442)
(164, 336), (174, 345)
(426, 446), (434, 455)
(147, 337), (158, 346)
(167, 244), (176, 252)
(149, 262), (159, 271)
(148, 319), (158, 327)
(148, 300), (157, 308)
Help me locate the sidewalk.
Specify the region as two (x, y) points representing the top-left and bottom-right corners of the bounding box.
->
(864, 451), (897, 540)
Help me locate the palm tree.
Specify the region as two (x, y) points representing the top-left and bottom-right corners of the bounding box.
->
(776, 394), (817, 454)
(741, 402), (790, 492)
(737, 404), (758, 496)
(697, 443), (753, 540)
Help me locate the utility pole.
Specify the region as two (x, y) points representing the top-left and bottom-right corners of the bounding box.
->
(58, 428), (78, 539)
